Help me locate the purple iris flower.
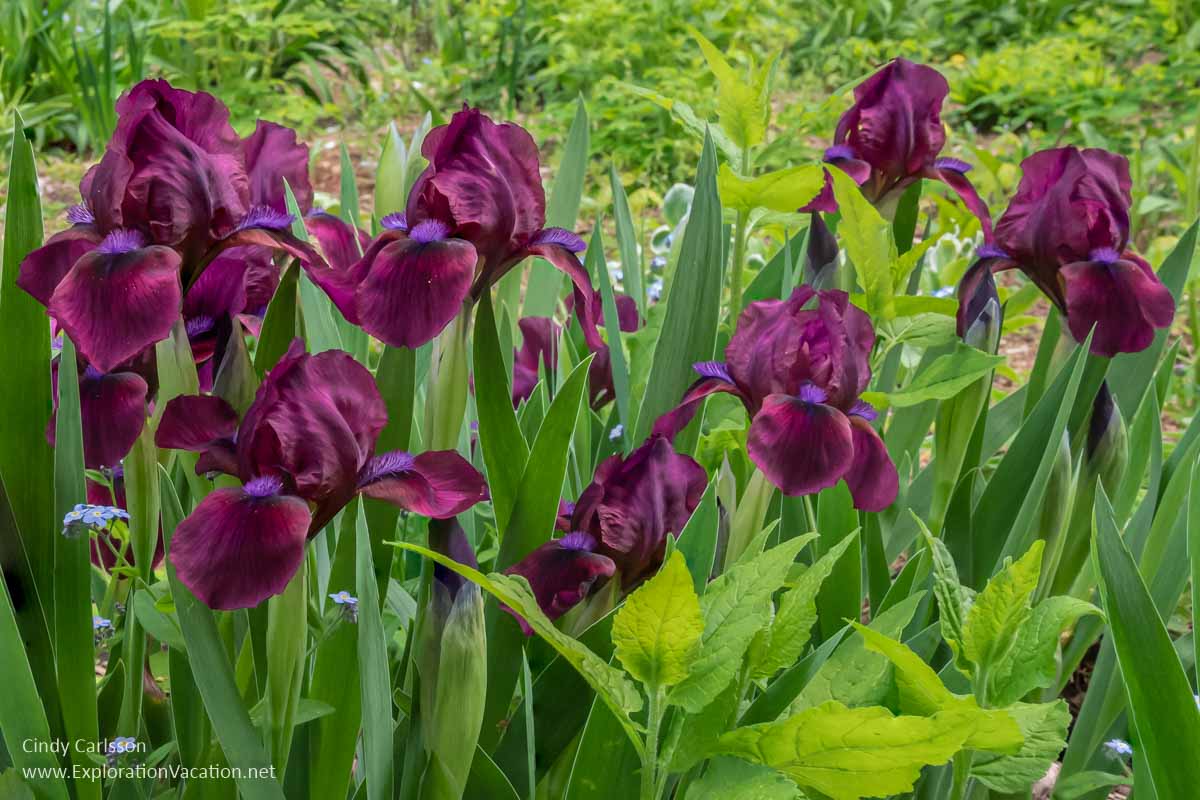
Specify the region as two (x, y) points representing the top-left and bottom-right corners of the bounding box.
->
(155, 340), (488, 610)
(510, 291), (642, 408)
(504, 532), (616, 634)
(301, 107), (604, 353)
(802, 59), (992, 235)
(17, 80), (321, 374)
(975, 147), (1174, 357)
(654, 286), (898, 511)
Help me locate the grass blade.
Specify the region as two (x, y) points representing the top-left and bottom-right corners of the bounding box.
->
(356, 499), (395, 800)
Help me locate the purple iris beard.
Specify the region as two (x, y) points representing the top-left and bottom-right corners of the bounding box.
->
(408, 219), (451, 243)
(97, 229), (146, 255)
(356, 451), (416, 487)
(235, 205), (294, 232)
(243, 475), (284, 497)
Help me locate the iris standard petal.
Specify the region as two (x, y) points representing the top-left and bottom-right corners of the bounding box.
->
(169, 482), (312, 610)
(357, 450), (488, 518)
(1061, 252), (1176, 357)
(355, 235), (477, 349)
(306, 211), (370, 273)
(242, 120), (313, 214)
(843, 414), (899, 512)
(48, 237), (183, 373)
(156, 394), (240, 451)
(746, 393), (855, 497)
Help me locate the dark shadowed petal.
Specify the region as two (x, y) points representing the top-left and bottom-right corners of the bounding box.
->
(79, 367), (149, 469)
(825, 146), (873, 185)
(843, 414), (898, 511)
(581, 436), (707, 586)
(242, 120), (312, 214)
(427, 517), (479, 597)
(747, 392), (854, 497)
(208, 208), (322, 272)
(156, 394), (240, 451)
(503, 532), (616, 634)
(929, 159), (993, 239)
(305, 211), (370, 273)
(799, 170), (838, 214)
(651, 366), (746, 441)
(355, 235), (477, 349)
(48, 233), (183, 373)
(169, 480), (311, 610)
(525, 242), (605, 351)
(17, 225), (103, 305)
(512, 316), (560, 406)
(357, 450), (488, 518)
(804, 212), (840, 287)
(1061, 251), (1176, 357)
(726, 287), (816, 407)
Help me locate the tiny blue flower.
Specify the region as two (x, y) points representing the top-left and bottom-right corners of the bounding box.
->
(650, 256), (667, 272)
(107, 737), (138, 756)
(609, 424), (624, 441)
(1103, 738), (1133, 759)
(63, 504), (130, 538)
(330, 590), (359, 623)
(611, 267), (624, 282)
(648, 278), (664, 301)
(93, 615), (112, 631)
(933, 285), (955, 298)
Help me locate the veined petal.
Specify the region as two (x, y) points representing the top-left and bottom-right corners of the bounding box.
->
(16, 225), (103, 306)
(48, 238), (183, 373)
(357, 450), (488, 518)
(928, 161), (993, 240)
(79, 368), (149, 469)
(169, 483), (311, 610)
(651, 370), (745, 441)
(355, 235), (477, 349)
(503, 533), (616, 633)
(524, 242), (605, 352)
(156, 394), (240, 451)
(843, 415), (899, 511)
(1061, 252), (1175, 357)
(305, 210), (370, 273)
(242, 120), (312, 214)
(747, 393), (854, 497)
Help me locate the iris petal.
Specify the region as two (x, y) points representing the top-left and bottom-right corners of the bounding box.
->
(79, 370), (149, 469)
(355, 236), (477, 349)
(504, 534), (616, 633)
(169, 486), (311, 610)
(357, 450), (487, 518)
(843, 415), (899, 512)
(156, 395), (240, 451)
(17, 225), (103, 306)
(48, 244), (183, 373)
(1061, 254), (1175, 357)
(747, 394), (854, 497)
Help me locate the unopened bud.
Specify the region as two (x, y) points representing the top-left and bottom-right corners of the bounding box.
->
(957, 256), (1002, 352)
(1085, 383), (1127, 493)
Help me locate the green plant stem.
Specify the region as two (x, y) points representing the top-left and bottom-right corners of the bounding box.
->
(949, 751), (972, 800)
(641, 687), (665, 800)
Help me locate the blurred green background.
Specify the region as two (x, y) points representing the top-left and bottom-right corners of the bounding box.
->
(3, 0), (1198, 248)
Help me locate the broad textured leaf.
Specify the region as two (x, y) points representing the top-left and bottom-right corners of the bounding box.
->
(988, 595), (1102, 707)
(612, 550), (703, 688)
(751, 531), (857, 679)
(717, 165), (825, 213)
(918, 519), (975, 673)
(666, 682), (740, 773)
(686, 756), (799, 800)
(830, 168), (895, 320)
(970, 701), (1070, 793)
(790, 593), (923, 713)
(717, 701), (976, 800)
(962, 541), (1043, 676)
(688, 28), (775, 149)
(885, 344), (1005, 408)
(669, 535), (811, 712)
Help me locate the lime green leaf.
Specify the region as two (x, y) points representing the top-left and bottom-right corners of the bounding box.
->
(886, 344), (1005, 408)
(877, 314), (957, 350)
(622, 83), (744, 166)
(389, 542), (644, 753)
(892, 237), (938, 287)
(612, 550), (703, 689)
(830, 168), (896, 320)
(717, 701), (976, 800)
(1054, 770), (1131, 799)
(686, 756), (799, 800)
(751, 531), (857, 679)
(665, 682), (740, 773)
(971, 701), (1071, 793)
(988, 596), (1102, 707)
(669, 535), (812, 712)
(688, 27), (775, 150)
(962, 540), (1044, 677)
(717, 164), (826, 214)
(850, 623), (1022, 754)
(918, 518), (975, 673)
(789, 593), (923, 713)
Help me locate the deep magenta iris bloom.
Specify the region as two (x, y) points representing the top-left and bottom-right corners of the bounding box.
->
(156, 340), (487, 610)
(511, 291), (641, 408)
(654, 287), (898, 511)
(302, 107), (603, 352)
(18, 80), (320, 373)
(977, 146), (1174, 357)
(504, 532), (616, 634)
(803, 58), (991, 234)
